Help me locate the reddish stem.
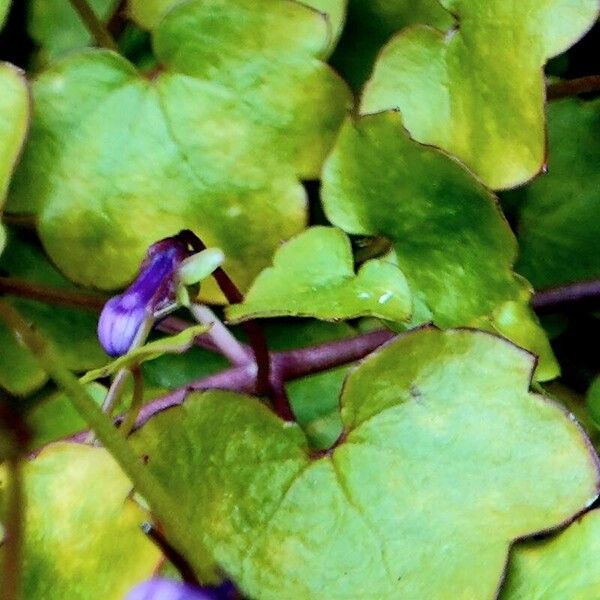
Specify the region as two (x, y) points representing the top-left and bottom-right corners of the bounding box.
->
(176, 230), (277, 411)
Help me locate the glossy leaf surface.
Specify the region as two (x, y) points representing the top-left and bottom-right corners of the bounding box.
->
(8, 0), (350, 298)
(321, 111), (557, 378)
(361, 0), (599, 189)
(128, 0), (347, 43)
(133, 328), (598, 599)
(0, 443), (162, 599)
(227, 226), (412, 324)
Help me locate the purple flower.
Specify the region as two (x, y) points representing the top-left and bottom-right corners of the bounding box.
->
(126, 579), (236, 600)
(98, 237), (190, 356)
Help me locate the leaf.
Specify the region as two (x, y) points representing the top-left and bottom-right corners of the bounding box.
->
(133, 328), (599, 599)
(227, 226), (412, 324)
(0, 63), (29, 254)
(0, 232), (108, 396)
(128, 0), (347, 44)
(509, 98), (600, 289)
(28, 0), (119, 62)
(0, 443), (162, 599)
(321, 113), (558, 379)
(501, 510), (600, 599)
(0, 0), (10, 29)
(360, 0), (599, 189)
(81, 324), (209, 383)
(8, 0), (350, 300)
(331, 0), (453, 90)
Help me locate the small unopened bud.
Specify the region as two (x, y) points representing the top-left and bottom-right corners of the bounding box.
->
(98, 237), (189, 357)
(177, 248), (225, 286)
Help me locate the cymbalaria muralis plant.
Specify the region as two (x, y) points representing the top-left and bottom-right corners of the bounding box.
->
(0, 1), (599, 599)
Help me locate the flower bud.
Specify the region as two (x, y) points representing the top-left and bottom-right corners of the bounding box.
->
(97, 237), (189, 357)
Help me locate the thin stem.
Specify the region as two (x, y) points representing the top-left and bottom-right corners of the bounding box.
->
(0, 277), (107, 311)
(0, 277), (239, 355)
(2, 457), (24, 600)
(177, 231), (273, 401)
(0, 404), (30, 600)
(119, 366), (144, 437)
(133, 329), (395, 429)
(532, 279), (600, 314)
(101, 368), (130, 414)
(547, 75), (600, 100)
(189, 304), (251, 367)
(142, 522), (200, 586)
(0, 301), (215, 581)
(68, 0), (118, 51)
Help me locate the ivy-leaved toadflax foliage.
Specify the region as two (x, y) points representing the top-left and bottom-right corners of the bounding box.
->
(0, 0), (599, 599)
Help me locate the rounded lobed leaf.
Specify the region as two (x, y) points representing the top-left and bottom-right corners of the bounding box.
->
(8, 0), (350, 299)
(321, 111), (557, 380)
(133, 327), (598, 599)
(128, 0), (347, 45)
(360, 0), (599, 189)
(227, 226), (412, 324)
(0, 443), (162, 599)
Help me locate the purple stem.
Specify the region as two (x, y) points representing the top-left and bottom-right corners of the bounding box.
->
(532, 279), (600, 314)
(132, 329), (394, 429)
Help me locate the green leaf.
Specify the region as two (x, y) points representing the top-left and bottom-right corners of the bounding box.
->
(0, 232), (108, 396)
(0, 0), (10, 29)
(322, 113), (558, 379)
(133, 328), (598, 598)
(510, 98), (600, 289)
(28, 0), (119, 62)
(360, 0), (599, 189)
(128, 0), (347, 44)
(322, 115), (512, 323)
(501, 510), (600, 599)
(8, 1), (349, 299)
(331, 0), (453, 90)
(0, 63), (29, 254)
(227, 226), (412, 324)
(81, 324), (209, 383)
(0, 443), (162, 599)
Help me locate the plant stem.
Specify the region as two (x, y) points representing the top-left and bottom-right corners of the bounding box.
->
(177, 231), (273, 402)
(532, 279), (600, 313)
(2, 457), (24, 600)
(0, 277), (107, 311)
(189, 304), (251, 367)
(0, 301), (215, 581)
(0, 277), (242, 355)
(133, 329), (395, 429)
(68, 0), (118, 51)
(0, 403), (30, 600)
(547, 75), (600, 100)
(119, 366), (144, 437)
